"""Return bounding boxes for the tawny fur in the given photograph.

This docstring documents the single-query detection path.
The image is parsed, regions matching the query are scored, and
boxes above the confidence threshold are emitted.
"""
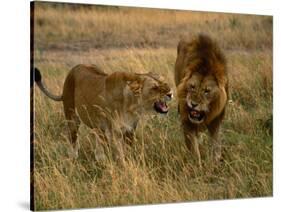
[175,34,228,167]
[35,64,172,164]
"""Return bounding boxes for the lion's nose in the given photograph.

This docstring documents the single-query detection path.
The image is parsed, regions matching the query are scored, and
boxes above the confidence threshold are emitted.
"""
[191,101,198,108]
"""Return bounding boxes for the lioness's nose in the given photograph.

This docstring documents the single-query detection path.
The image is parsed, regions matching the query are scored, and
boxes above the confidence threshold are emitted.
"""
[167,92,173,98]
[165,92,173,101]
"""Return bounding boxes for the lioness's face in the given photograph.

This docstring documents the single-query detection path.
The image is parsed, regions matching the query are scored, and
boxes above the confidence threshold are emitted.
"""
[141,74,172,114]
[185,72,220,124]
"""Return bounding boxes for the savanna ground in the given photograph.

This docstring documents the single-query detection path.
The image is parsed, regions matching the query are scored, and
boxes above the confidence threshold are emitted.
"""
[32,2,273,210]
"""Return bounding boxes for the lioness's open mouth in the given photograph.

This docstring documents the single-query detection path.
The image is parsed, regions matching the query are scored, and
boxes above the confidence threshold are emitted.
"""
[188,107,205,123]
[154,100,169,114]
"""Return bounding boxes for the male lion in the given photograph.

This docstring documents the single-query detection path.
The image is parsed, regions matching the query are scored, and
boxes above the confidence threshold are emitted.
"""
[175,34,228,167]
[35,64,172,163]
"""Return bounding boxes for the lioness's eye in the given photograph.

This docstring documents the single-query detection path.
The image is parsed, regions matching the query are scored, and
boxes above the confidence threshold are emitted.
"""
[152,86,159,90]
[204,89,210,95]
[190,85,195,91]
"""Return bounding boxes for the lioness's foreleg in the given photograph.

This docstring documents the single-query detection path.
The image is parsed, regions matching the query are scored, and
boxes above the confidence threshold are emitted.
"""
[89,131,107,164]
[112,130,126,166]
[123,131,135,146]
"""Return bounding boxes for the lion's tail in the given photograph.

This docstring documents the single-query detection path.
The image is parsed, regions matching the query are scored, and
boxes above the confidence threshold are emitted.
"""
[34,68,63,101]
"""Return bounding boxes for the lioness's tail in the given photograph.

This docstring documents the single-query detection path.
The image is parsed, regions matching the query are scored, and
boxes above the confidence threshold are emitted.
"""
[34,68,63,101]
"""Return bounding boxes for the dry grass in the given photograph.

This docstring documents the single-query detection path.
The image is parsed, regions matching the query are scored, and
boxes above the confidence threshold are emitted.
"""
[32,2,273,210]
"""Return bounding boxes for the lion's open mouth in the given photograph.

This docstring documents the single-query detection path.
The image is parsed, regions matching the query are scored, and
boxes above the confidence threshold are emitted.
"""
[154,100,169,114]
[188,108,205,123]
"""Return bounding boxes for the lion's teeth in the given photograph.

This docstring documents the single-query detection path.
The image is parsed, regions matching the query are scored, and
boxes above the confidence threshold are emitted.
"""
[190,110,201,118]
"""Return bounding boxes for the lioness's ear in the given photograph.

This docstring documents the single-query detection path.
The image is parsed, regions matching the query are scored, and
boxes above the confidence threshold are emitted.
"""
[126,80,143,96]
[147,72,165,82]
[180,71,192,84]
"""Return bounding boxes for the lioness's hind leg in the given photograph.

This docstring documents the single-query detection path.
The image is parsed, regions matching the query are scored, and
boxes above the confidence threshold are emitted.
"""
[63,75,81,158]
[65,114,80,158]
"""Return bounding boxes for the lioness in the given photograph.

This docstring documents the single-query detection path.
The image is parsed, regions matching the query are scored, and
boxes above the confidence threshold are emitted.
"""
[175,34,228,167]
[35,64,172,163]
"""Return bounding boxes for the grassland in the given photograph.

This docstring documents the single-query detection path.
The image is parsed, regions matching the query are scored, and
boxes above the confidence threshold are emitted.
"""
[32,2,273,210]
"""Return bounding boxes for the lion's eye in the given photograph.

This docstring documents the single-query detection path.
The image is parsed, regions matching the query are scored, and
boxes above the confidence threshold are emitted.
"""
[190,85,195,91]
[204,89,210,95]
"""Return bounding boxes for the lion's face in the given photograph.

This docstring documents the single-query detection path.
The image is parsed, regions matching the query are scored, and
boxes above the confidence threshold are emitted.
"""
[181,72,221,124]
[140,73,172,114]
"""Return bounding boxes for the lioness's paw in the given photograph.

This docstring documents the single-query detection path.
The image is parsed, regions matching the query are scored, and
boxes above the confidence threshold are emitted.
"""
[68,143,80,159]
[68,148,79,159]
[94,149,107,163]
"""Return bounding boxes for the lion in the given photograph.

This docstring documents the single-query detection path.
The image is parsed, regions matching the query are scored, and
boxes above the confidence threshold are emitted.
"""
[175,34,228,167]
[35,64,172,163]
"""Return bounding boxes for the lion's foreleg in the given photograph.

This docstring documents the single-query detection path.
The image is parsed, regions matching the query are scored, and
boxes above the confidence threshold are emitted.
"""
[208,118,223,164]
[209,130,222,164]
[183,126,202,168]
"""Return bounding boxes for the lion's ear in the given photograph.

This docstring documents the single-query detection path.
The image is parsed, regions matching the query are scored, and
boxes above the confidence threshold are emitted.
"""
[217,77,227,88]
[126,80,142,96]
[215,70,228,88]
[177,39,188,55]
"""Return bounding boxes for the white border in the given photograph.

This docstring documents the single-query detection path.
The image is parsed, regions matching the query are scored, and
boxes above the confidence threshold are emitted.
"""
[0,0,279,211]
[36,0,275,15]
